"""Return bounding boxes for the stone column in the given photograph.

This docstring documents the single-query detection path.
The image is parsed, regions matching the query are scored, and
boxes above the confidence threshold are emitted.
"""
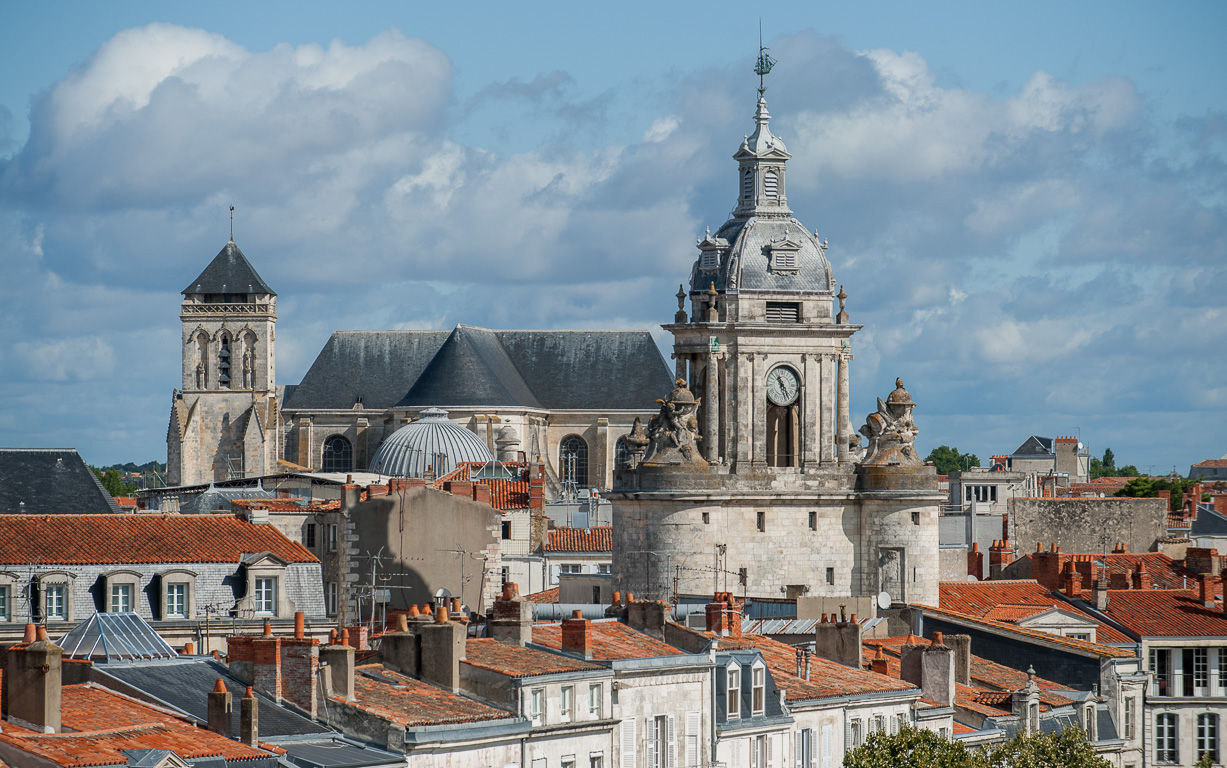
[673,353,685,383]
[837,353,851,463]
[705,352,720,463]
[802,353,819,467]
[735,353,754,466]
[752,354,767,466]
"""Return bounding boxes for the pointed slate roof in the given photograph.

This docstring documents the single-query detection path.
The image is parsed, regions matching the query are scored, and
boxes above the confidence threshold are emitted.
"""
[282,331,450,410]
[399,326,542,408]
[182,240,276,296]
[1011,435,1054,457]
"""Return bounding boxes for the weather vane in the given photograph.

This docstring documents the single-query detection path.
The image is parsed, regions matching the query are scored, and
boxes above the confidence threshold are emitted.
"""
[754,20,775,94]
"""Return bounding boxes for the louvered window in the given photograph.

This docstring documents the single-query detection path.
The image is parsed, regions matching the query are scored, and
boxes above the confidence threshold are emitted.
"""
[764,170,779,198]
[742,170,753,199]
[766,302,799,323]
[700,250,720,271]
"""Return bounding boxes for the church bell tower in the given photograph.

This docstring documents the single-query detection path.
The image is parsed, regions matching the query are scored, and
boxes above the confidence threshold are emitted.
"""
[167,238,279,486]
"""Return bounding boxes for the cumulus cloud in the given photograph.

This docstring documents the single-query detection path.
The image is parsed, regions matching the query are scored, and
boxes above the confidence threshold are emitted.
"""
[0,25,1222,470]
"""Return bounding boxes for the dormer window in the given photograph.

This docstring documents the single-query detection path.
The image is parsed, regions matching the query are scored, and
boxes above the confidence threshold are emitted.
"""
[700,249,721,273]
[767,240,800,275]
[752,665,765,714]
[764,170,779,198]
[726,665,741,717]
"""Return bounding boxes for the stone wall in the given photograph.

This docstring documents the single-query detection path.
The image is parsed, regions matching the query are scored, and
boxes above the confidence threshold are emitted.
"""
[1008,497,1166,555]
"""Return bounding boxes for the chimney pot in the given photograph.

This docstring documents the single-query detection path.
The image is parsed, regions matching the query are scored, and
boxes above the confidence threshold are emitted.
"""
[294,611,305,639]
[435,605,449,624]
[184,642,195,655]
[22,623,35,644]
[329,629,338,644]
[340,628,350,647]
[36,626,48,642]
[213,678,227,694]
[263,620,272,637]
[396,614,410,633]
[408,604,420,617]
[626,592,634,603]
[612,590,621,606]
[933,631,944,646]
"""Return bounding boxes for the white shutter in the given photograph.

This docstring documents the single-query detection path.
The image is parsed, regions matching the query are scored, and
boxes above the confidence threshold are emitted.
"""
[750,736,758,768]
[646,718,656,768]
[809,728,819,768]
[621,718,637,768]
[767,734,774,767]
[667,715,676,768]
[795,731,802,768]
[685,711,700,768]
[821,724,833,768]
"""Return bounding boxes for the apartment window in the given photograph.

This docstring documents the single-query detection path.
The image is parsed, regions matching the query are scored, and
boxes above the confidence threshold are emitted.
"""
[826,567,835,586]
[965,485,998,503]
[530,688,543,725]
[598,564,611,574]
[110,583,133,613]
[849,719,863,748]
[327,524,338,552]
[1220,648,1227,690]
[45,583,67,621]
[166,583,188,619]
[649,715,670,768]
[751,666,765,714]
[501,567,510,586]
[895,713,907,733]
[1185,648,1198,696]
[1199,714,1219,763]
[304,523,317,548]
[727,666,740,717]
[589,756,602,768]
[562,758,575,768]
[1124,697,1136,740]
[1156,713,1178,763]
[254,577,276,615]
[1151,648,1172,696]
[0,585,8,621]
[808,511,817,530]
[756,511,765,532]
[702,512,710,525]
[874,714,886,734]
[1195,648,1210,691]
[561,686,574,722]
[588,683,602,717]
[501,520,512,540]
[326,582,338,616]
[1068,632,1090,641]
[751,735,766,768]
[798,728,813,768]
[1082,705,1095,738]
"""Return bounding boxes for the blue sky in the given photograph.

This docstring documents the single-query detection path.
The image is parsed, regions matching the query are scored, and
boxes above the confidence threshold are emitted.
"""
[1,1,1224,474]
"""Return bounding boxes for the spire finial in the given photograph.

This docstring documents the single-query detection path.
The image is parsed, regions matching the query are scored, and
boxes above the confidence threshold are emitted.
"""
[229,205,235,243]
[754,20,775,96]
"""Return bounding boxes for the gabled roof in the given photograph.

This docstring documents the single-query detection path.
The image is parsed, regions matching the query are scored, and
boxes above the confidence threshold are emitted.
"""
[0,514,317,565]
[182,240,275,296]
[434,462,530,510]
[347,664,513,727]
[917,604,1136,658]
[463,638,604,678]
[546,527,612,553]
[0,448,120,515]
[717,633,916,702]
[400,326,542,408]
[939,580,1132,643]
[1098,589,1227,637]
[1011,435,1054,457]
[531,619,685,661]
[525,587,559,604]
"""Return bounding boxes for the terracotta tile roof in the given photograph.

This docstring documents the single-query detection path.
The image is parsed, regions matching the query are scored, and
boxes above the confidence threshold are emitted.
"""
[718,633,916,701]
[546,527,612,553]
[952,721,976,735]
[464,638,604,678]
[347,664,513,727]
[939,581,1133,644]
[526,587,559,604]
[1194,460,1227,468]
[531,620,685,661]
[232,497,339,512]
[0,514,317,565]
[435,462,531,510]
[916,604,1136,658]
[0,683,270,766]
[1100,589,1227,637]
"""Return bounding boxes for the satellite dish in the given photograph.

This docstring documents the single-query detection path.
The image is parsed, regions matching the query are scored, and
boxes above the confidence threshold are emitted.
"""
[876,591,892,610]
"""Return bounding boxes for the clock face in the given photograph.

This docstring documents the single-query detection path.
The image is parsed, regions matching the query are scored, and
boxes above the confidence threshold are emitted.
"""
[766,367,800,406]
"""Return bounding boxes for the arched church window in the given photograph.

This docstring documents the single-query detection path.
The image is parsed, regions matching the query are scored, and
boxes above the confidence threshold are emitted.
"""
[764,170,779,198]
[559,435,588,489]
[321,436,353,473]
[218,335,232,389]
[614,437,629,469]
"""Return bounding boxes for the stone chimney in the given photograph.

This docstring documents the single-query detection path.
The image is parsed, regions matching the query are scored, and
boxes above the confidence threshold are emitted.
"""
[418,605,466,693]
[240,686,258,746]
[207,678,232,736]
[490,582,533,646]
[381,613,421,678]
[9,633,63,733]
[705,592,743,637]
[947,634,972,686]
[899,634,954,708]
[340,482,361,512]
[968,543,984,581]
[812,608,862,668]
[320,638,357,702]
[562,610,594,659]
[1092,577,1109,610]
[627,599,668,641]
[794,647,812,680]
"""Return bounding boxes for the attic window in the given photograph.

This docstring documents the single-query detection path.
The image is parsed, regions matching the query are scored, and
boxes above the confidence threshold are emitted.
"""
[764,170,779,198]
[700,250,720,272]
[766,302,799,323]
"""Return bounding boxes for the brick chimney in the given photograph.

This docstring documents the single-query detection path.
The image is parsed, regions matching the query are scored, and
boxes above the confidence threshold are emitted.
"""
[989,538,1014,579]
[562,610,594,659]
[473,483,492,506]
[705,592,743,637]
[207,678,232,736]
[418,605,466,692]
[968,543,984,581]
[869,645,889,675]
[9,633,62,733]
[279,612,320,718]
[1200,573,1217,608]
[1063,561,1083,598]
[529,461,545,511]
[1109,571,1130,590]
[1187,548,1219,575]
[240,686,258,747]
[627,599,669,640]
[1031,547,1062,590]
[490,582,533,646]
[813,608,862,668]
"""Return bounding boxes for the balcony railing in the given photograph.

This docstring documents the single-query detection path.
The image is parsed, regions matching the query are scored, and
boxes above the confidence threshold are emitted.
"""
[181,303,272,315]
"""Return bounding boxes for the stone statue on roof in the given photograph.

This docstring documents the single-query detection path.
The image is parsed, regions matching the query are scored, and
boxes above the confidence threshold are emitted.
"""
[858,378,921,467]
[641,379,707,467]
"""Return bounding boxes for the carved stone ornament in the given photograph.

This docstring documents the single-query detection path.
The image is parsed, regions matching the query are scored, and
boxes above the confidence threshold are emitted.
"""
[641,379,708,467]
[858,377,921,467]
[620,417,650,469]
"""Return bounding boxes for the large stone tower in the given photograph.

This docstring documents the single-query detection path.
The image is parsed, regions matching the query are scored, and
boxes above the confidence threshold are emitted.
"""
[609,86,941,606]
[167,239,280,486]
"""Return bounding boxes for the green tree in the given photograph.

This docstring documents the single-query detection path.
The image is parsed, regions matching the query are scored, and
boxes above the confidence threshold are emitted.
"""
[925,446,981,475]
[1101,448,1114,470]
[843,726,978,768]
[1115,475,1195,511]
[90,466,136,498]
[979,728,1110,768]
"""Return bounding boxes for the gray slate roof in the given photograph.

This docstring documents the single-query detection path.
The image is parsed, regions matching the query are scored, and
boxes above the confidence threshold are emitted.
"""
[285,325,672,412]
[1011,435,1054,457]
[183,240,276,296]
[690,217,833,296]
[1191,506,1227,538]
[0,448,120,514]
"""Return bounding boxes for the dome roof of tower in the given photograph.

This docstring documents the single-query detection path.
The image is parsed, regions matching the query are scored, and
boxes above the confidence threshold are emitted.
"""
[689,217,832,295]
[183,240,276,296]
[369,408,493,479]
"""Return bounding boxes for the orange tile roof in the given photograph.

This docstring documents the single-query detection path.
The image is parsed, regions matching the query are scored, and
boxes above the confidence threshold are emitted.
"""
[1194,460,1227,468]
[232,497,340,512]
[464,638,604,678]
[546,527,612,553]
[531,620,685,661]
[718,633,916,701]
[0,514,317,565]
[347,664,513,726]
[939,581,1133,644]
[526,587,559,604]
[1100,589,1227,637]
[916,604,1136,658]
[435,462,531,510]
[0,684,270,766]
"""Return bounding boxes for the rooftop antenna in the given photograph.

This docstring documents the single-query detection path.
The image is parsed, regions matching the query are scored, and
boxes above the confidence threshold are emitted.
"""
[754,20,776,95]
[229,205,235,242]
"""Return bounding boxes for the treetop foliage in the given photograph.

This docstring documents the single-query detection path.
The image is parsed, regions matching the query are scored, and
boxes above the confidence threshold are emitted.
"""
[925,445,980,475]
[844,726,1110,768]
